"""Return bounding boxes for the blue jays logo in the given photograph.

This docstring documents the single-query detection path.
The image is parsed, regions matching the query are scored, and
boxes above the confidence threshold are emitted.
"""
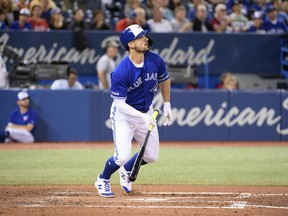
[150,84,158,92]
[23,115,29,121]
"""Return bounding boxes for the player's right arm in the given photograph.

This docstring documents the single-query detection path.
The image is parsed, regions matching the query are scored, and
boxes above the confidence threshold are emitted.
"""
[6,123,34,132]
[110,59,156,127]
[6,110,37,132]
[113,99,155,127]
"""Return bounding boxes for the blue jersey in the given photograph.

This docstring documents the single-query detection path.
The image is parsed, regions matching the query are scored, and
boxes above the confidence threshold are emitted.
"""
[110,51,169,112]
[264,19,288,33]
[247,24,266,33]
[0,21,6,30]
[10,21,32,30]
[9,108,37,134]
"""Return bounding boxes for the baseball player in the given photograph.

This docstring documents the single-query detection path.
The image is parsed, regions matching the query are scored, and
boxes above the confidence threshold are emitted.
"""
[1,91,37,143]
[95,24,173,198]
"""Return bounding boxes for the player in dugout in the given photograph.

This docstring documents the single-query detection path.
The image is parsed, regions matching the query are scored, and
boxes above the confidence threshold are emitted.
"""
[95,24,173,198]
[0,91,37,143]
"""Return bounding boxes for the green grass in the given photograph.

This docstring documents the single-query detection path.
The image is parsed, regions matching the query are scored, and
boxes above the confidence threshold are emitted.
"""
[0,146,287,186]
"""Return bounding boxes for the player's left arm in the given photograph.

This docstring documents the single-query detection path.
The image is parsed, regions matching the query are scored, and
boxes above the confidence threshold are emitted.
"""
[159,78,172,126]
[159,78,170,103]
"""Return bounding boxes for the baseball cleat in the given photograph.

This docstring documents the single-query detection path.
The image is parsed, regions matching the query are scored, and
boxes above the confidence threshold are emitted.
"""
[95,174,115,198]
[119,166,132,193]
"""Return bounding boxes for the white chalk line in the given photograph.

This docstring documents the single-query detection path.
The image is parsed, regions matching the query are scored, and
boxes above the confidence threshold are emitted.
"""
[142,192,237,195]
[21,204,247,209]
[128,198,243,204]
[51,191,288,197]
[245,205,288,210]
[21,203,288,210]
[142,192,288,197]
[51,192,94,196]
[18,191,288,210]
[252,193,288,196]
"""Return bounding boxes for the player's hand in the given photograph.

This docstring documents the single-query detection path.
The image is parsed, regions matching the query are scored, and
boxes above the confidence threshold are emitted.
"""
[163,102,172,126]
[140,113,157,128]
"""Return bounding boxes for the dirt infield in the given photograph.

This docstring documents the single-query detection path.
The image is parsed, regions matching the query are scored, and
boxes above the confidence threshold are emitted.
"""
[1,185,288,216]
[0,142,288,216]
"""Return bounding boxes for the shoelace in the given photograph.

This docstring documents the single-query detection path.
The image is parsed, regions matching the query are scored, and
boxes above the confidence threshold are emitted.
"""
[103,180,111,192]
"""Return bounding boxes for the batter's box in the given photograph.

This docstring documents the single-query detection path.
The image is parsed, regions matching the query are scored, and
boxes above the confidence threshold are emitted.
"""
[127,194,248,209]
[127,197,247,208]
[141,191,250,199]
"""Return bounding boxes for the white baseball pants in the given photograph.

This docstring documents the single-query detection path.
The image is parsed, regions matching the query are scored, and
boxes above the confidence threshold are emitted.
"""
[5,128,34,143]
[110,104,159,167]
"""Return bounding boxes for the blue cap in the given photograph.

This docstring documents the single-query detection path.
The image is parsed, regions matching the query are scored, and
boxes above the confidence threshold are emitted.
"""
[120,24,150,51]
[265,4,276,13]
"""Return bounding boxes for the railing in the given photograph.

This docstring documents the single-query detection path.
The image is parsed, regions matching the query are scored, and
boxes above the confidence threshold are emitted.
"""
[0,89,287,141]
[281,36,288,79]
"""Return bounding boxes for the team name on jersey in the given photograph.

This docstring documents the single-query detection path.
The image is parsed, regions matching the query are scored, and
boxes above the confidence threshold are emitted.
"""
[127,77,143,92]
[144,73,157,81]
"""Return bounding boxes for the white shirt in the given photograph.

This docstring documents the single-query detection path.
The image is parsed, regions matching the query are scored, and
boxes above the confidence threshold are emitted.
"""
[147,19,173,33]
[96,54,115,90]
[229,13,249,32]
[50,79,84,90]
[0,56,9,88]
[171,18,191,32]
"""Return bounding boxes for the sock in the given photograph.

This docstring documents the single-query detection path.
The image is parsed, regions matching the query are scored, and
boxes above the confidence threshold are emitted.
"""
[100,156,120,180]
[124,152,148,172]
[0,131,9,143]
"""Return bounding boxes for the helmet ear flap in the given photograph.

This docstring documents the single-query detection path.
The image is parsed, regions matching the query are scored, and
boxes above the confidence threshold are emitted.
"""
[147,36,154,47]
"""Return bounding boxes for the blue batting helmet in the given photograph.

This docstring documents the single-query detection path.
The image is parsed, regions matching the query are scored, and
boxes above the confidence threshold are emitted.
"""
[120,24,150,51]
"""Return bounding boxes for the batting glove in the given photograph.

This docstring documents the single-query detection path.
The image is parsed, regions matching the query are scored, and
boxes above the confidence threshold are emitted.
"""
[163,102,172,126]
[140,113,157,128]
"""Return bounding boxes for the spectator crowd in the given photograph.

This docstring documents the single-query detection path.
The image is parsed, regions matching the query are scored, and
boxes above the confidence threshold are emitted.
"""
[0,0,287,33]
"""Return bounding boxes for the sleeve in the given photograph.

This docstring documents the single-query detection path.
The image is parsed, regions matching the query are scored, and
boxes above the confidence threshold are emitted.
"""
[113,98,143,117]
[110,66,129,99]
[8,111,15,124]
[76,81,84,89]
[282,22,288,32]
[10,22,16,29]
[27,110,37,126]
[50,80,61,89]
[157,56,170,83]
[27,22,33,30]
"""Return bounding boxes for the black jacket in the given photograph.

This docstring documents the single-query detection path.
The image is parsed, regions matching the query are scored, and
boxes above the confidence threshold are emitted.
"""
[192,17,214,32]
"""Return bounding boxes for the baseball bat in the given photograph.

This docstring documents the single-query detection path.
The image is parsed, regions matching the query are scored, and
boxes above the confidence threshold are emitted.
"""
[129,109,159,182]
